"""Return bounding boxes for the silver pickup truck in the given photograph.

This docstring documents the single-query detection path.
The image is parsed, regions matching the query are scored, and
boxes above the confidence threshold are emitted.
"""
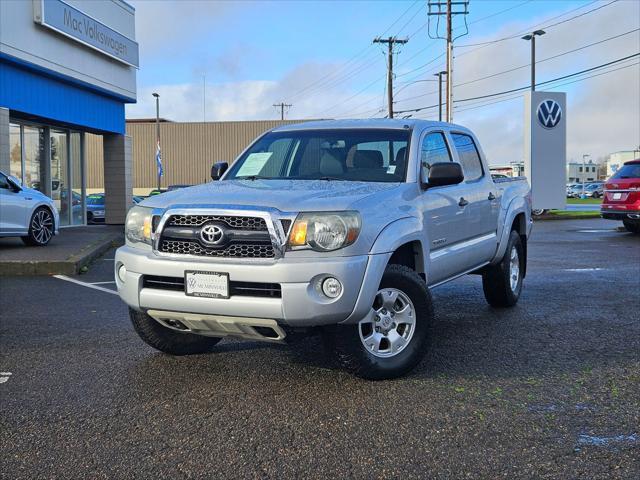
[116,119,532,379]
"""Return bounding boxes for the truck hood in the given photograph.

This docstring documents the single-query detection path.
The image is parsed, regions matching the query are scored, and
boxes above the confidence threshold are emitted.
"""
[140,180,403,212]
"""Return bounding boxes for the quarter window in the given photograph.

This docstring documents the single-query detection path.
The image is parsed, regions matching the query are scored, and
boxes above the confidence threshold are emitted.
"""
[421,132,452,174]
[451,133,484,182]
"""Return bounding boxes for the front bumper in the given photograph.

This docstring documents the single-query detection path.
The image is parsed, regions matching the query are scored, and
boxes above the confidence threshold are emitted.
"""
[115,245,391,327]
[600,209,640,222]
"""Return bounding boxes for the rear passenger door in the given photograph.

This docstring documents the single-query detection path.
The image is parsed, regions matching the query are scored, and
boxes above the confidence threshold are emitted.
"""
[420,131,473,285]
[449,132,498,264]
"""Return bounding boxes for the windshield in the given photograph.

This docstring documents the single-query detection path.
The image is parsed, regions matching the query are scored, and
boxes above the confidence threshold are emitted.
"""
[225,129,411,183]
[612,163,640,179]
[87,195,104,205]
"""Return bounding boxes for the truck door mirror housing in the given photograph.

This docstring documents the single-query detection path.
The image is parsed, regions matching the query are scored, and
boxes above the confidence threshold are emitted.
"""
[211,162,229,181]
[424,162,464,188]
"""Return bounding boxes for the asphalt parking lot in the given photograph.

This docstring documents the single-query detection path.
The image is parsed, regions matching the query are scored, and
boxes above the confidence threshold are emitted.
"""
[1,218,638,479]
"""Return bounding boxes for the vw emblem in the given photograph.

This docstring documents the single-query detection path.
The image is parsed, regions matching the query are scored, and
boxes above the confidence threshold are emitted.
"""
[200,224,225,246]
[537,99,562,129]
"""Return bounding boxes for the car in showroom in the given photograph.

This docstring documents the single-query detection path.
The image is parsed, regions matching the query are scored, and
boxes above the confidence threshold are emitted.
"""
[115,119,532,380]
[87,193,144,224]
[0,170,59,246]
[601,159,640,233]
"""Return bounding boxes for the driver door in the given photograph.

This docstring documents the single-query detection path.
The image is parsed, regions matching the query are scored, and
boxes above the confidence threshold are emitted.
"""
[419,131,472,285]
[0,173,27,234]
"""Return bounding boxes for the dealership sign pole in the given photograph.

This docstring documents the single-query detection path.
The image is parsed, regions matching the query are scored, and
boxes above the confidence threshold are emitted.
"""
[524,91,567,211]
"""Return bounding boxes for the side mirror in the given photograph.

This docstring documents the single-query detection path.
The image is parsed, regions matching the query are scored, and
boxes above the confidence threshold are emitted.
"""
[424,162,464,188]
[7,175,22,192]
[211,162,229,181]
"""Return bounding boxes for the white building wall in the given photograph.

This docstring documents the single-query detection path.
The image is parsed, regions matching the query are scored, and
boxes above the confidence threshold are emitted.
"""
[566,162,598,183]
[0,0,136,99]
[606,151,637,178]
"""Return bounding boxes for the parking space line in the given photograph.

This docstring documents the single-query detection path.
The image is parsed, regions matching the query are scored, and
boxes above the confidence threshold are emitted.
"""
[90,281,116,285]
[53,275,118,295]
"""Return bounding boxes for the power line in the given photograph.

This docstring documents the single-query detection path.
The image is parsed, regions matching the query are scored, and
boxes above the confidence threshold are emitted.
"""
[394,53,639,114]
[373,36,409,118]
[273,102,292,120]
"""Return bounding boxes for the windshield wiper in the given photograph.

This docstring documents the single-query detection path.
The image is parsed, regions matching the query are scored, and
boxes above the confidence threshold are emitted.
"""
[318,176,345,181]
[235,175,273,180]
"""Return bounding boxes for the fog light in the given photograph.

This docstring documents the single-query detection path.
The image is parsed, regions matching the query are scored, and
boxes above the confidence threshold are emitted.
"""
[321,277,342,298]
[117,264,127,283]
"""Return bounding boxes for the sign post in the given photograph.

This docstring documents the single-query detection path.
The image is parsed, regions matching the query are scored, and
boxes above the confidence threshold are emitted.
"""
[524,91,566,211]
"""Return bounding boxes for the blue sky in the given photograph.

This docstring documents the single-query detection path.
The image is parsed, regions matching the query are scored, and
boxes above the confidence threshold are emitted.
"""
[127,0,640,163]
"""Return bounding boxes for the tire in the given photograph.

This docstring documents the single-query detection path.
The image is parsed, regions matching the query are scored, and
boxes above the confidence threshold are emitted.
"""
[482,230,524,308]
[324,264,433,380]
[87,211,94,224]
[623,221,640,234]
[21,207,54,246]
[129,308,221,355]
[531,208,546,216]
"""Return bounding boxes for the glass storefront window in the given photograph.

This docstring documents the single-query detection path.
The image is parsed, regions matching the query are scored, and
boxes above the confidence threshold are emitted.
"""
[51,130,70,226]
[9,124,21,181]
[23,126,46,192]
[70,132,84,225]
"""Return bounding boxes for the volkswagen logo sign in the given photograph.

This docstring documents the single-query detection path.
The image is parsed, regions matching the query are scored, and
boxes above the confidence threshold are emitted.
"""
[537,99,562,129]
[200,223,225,246]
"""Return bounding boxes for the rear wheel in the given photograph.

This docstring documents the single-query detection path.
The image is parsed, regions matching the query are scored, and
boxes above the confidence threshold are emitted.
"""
[532,209,546,216]
[21,207,54,246]
[482,230,524,308]
[623,220,640,234]
[129,308,221,355]
[324,264,433,380]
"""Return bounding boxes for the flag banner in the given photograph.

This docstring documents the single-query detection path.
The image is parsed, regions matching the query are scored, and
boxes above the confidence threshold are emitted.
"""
[156,140,163,177]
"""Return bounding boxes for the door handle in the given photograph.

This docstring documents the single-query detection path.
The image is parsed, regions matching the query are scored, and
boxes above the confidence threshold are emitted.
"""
[458,197,469,207]
[488,192,496,201]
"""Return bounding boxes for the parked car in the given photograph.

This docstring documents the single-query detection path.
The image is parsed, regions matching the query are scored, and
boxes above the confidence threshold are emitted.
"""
[601,159,640,233]
[86,193,106,224]
[115,120,532,380]
[583,183,604,198]
[0,170,59,246]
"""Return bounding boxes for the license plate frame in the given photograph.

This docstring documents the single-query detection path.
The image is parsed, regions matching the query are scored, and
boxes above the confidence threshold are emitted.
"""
[184,271,230,299]
[613,192,622,200]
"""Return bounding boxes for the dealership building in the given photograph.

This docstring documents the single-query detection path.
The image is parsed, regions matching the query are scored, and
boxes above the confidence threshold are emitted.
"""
[0,0,137,225]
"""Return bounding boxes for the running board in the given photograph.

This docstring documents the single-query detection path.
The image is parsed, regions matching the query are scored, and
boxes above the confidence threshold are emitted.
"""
[146,310,286,342]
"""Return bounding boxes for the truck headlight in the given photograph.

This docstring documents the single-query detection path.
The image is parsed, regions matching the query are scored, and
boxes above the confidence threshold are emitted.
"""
[288,211,361,251]
[125,206,153,247]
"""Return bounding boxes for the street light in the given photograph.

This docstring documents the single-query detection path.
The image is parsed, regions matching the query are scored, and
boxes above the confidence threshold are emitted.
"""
[152,93,161,191]
[433,71,447,122]
[521,30,545,91]
[582,154,590,198]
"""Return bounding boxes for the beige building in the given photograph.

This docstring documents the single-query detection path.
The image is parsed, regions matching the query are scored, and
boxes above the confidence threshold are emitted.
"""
[605,151,639,178]
[86,119,308,195]
[566,160,598,183]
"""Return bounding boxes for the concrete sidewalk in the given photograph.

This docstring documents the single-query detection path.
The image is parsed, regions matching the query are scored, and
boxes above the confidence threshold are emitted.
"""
[0,225,123,276]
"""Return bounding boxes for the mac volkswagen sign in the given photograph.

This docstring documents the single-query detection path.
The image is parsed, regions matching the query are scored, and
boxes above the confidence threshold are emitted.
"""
[537,99,563,129]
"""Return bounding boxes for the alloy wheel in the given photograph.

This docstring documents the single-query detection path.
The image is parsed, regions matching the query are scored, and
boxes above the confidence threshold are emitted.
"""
[32,210,53,245]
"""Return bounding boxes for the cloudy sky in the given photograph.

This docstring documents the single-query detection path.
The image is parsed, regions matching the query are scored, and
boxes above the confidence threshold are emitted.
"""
[126,0,640,165]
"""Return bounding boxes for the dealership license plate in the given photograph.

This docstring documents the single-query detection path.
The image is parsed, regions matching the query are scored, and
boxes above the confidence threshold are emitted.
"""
[184,271,229,298]
[613,193,622,200]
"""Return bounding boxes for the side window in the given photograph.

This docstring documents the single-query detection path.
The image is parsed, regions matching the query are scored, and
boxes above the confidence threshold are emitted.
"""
[421,132,452,174]
[451,133,484,182]
[0,173,10,190]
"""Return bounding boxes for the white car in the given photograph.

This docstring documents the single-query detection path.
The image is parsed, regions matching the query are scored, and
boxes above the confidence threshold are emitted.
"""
[0,170,59,246]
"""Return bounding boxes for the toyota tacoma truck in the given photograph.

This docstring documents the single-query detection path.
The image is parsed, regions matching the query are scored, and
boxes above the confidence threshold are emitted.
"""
[116,120,532,379]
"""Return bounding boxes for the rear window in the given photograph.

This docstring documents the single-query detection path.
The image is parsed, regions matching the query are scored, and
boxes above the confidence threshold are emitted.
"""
[612,163,640,179]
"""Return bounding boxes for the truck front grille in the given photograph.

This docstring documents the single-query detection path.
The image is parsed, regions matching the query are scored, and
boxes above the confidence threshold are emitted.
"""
[158,214,275,259]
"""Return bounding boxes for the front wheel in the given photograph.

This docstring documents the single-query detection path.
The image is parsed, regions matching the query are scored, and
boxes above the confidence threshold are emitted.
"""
[21,207,54,246]
[623,220,640,234]
[482,230,525,308]
[324,264,433,380]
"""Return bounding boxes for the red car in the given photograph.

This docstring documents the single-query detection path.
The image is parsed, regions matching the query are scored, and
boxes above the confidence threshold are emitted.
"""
[601,159,640,233]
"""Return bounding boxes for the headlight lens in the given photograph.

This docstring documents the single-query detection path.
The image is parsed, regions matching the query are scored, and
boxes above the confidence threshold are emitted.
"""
[288,211,361,251]
[125,206,153,247]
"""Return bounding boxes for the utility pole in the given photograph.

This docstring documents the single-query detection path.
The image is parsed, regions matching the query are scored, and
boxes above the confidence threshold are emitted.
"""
[203,74,206,122]
[522,30,546,91]
[273,102,292,120]
[427,0,469,123]
[434,71,447,122]
[582,154,590,197]
[373,36,408,119]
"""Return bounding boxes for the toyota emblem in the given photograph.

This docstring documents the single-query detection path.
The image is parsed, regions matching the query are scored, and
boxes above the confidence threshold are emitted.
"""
[200,224,225,245]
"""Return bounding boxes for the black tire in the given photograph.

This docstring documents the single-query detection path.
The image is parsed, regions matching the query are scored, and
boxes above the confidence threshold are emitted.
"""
[531,209,546,216]
[21,207,54,246]
[482,230,524,308]
[87,211,94,224]
[324,264,433,380]
[623,221,640,234]
[129,308,221,355]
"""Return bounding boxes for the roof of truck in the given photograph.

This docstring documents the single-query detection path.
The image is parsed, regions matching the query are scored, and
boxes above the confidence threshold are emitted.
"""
[271,118,465,132]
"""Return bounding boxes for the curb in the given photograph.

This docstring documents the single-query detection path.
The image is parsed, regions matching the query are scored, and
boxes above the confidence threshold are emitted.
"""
[534,213,601,221]
[0,234,123,276]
